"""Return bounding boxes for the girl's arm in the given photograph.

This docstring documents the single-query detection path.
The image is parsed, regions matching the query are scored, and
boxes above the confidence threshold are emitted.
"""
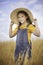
[33,19,40,37]
[9,21,18,38]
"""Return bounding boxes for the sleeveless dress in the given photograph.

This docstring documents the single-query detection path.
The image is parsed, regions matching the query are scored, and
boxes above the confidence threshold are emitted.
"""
[14,24,32,64]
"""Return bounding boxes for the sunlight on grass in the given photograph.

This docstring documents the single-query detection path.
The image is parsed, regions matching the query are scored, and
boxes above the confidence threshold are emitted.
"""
[0,39,43,65]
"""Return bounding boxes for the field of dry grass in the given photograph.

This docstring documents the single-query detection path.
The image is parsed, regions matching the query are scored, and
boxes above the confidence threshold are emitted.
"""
[0,39,43,65]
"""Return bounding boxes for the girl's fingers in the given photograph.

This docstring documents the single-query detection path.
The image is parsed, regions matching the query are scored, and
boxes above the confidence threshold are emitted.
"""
[34,19,37,21]
[10,21,14,26]
[33,19,38,25]
[11,21,14,23]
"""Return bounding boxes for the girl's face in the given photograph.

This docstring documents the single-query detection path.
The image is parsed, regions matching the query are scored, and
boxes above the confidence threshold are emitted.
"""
[17,13,27,24]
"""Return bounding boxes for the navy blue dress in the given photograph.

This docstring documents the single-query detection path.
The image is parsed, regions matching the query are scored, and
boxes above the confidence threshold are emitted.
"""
[14,26,32,63]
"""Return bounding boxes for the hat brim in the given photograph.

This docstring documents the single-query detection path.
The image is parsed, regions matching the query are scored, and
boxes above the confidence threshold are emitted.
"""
[10,8,34,25]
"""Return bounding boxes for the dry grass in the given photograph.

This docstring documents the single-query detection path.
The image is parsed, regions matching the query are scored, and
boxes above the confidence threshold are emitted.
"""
[0,39,43,65]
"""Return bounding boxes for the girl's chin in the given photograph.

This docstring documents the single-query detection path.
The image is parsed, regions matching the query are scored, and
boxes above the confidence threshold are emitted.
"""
[20,21,24,24]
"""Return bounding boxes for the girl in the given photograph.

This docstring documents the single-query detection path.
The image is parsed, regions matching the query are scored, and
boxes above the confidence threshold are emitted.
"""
[9,8,40,65]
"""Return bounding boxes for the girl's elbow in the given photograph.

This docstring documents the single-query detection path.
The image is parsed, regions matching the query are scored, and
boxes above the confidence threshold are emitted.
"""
[37,29,40,37]
[37,33,40,37]
[9,34,13,38]
[9,35,12,38]
[37,32,40,37]
[33,31,40,37]
[34,33,40,37]
[36,31,40,37]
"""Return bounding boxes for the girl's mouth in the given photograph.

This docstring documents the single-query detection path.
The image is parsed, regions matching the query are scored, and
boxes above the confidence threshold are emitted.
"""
[20,21,24,23]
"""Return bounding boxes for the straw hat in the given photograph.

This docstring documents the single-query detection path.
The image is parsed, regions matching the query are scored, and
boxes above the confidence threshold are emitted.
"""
[10,8,34,25]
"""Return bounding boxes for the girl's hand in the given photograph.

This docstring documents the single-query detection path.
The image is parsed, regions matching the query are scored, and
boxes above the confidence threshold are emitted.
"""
[10,21,14,26]
[33,19,38,25]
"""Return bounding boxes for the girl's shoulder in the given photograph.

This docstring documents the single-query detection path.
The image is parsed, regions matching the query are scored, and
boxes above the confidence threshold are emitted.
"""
[27,24,36,32]
[27,24,35,28]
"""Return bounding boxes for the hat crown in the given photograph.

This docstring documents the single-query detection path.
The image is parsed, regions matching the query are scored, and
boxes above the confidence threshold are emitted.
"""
[10,8,34,25]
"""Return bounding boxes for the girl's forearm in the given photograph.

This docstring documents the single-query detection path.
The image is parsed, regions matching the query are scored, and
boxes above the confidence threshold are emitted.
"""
[9,24,13,38]
[34,28,40,37]
[9,24,19,38]
[33,21,40,37]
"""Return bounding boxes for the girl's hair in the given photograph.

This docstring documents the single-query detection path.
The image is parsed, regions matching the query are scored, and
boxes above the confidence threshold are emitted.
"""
[17,10,32,26]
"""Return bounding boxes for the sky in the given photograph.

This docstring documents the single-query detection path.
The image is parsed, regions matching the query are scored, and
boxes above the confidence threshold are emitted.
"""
[0,0,43,41]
